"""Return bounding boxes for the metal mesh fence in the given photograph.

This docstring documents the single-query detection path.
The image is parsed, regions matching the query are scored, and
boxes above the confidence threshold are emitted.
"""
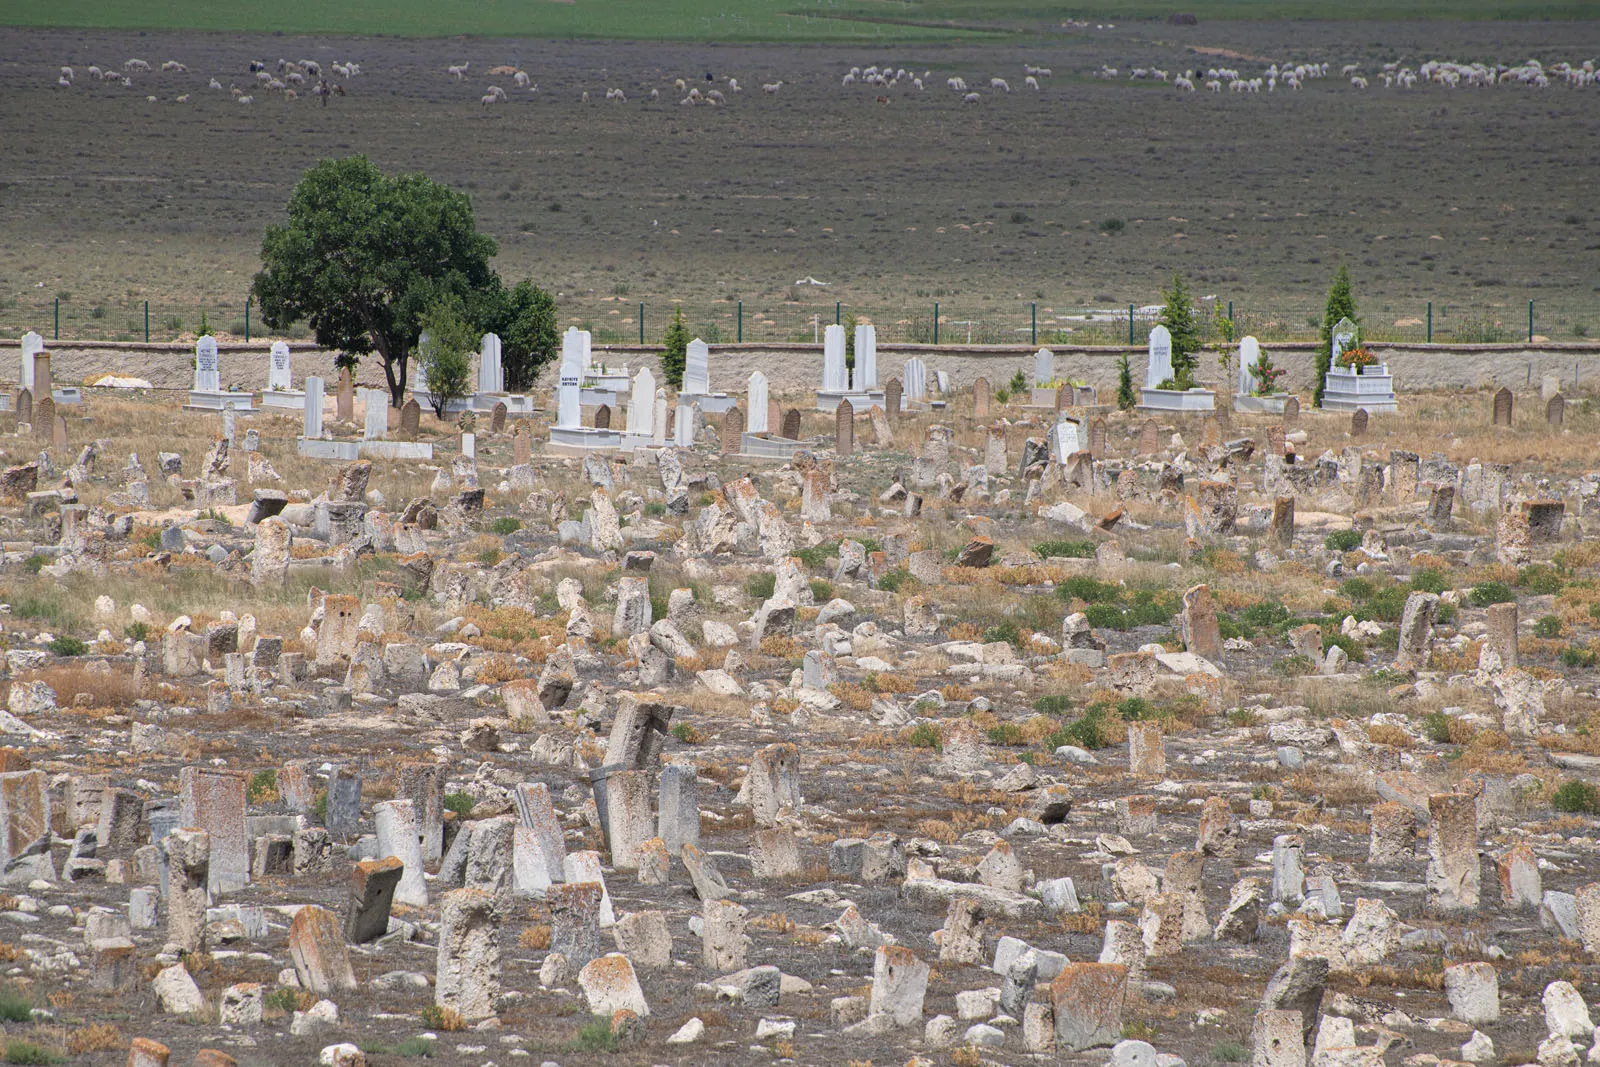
[1,292,1591,347]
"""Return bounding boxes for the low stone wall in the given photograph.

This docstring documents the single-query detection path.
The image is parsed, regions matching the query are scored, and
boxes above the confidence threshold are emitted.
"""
[5,337,1599,398]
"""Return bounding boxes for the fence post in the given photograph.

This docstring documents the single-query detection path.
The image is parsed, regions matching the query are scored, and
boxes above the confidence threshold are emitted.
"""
[639,303,644,345]
[1031,302,1037,345]
[737,300,742,343]
[54,298,59,341]
[144,301,150,343]
[933,302,939,345]
[1128,304,1135,346]
[1529,300,1534,343]
[1227,299,1233,325]
[1426,301,1432,343]
[835,301,841,325]
[244,298,250,342]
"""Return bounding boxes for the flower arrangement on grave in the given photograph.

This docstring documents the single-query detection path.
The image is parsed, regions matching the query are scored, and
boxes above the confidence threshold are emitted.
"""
[1250,350,1287,396]
[1337,346,1377,371]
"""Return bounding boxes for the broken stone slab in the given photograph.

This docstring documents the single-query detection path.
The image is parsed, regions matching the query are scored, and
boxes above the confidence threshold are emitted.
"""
[902,876,1044,921]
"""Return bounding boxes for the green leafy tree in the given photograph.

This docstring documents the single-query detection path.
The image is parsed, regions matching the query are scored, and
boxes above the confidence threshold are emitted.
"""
[1116,350,1137,410]
[415,300,475,418]
[660,306,690,389]
[1157,273,1202,389]
[488,279,560,391]
[1316,265,1358,408]
[252,155,499,407]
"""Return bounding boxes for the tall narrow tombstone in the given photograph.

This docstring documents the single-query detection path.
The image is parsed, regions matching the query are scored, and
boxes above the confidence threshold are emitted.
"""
[1145,326,1174,388]
[18,332,42,393]
[903,359,927,401]
[33,353,52,406]
[194,336,221,393]
[303,377,324,439]
[399,398,421,440]
[782,408,802,441]
[1049,419,1080,463]
[747,371,769,433]
[836,399,855,455]
[478,333,504,395]
[52,415,67,452]
[884,377,903,418]
[513,426,531,465]
[652,389,668,447]
[1034,348,1055,386]
[1331,317,1358,364]
[721,407,743,456]
[593,404,611,430]
[1089,417,1108,460]
[361,389,388,441]
[973,377,991,419]
[853,324,877,391]
[1548,394,1565,429]
[1138,420,1159,455]
[626,367,656,437]
[1237,336,1261,396]
[684,339,711,395]
[820,326,848,393]
[336,369,354,422]
[1492,388,1513,428]
[556,330,583,429]
[1267,424,1286,458]
[14,388,31,427]
[767,398,781,437]
[268,342,292,392]
[490,401,507,433]
[1351,408,1369,438]
[179,767,248,894]
[1282,396,1299,425]
[34,396,55,441]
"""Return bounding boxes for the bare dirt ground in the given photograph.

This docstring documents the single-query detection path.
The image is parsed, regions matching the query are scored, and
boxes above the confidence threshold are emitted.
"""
[1,24,1599,346]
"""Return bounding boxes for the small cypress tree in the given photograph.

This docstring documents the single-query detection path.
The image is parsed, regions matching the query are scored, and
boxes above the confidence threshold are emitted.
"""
[1158,273,1202,389]
[1116,351,1137,410]
[1316,265,1358,408]
[660,306,690,389]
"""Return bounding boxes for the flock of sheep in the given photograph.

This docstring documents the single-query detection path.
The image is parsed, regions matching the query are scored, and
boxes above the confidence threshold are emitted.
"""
[1098,56,1598,94]
[50,55,360,104]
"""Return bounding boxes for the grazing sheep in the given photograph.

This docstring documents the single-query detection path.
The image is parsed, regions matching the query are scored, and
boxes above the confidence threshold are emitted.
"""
[762,81,782,93]
[1035,67,1051,77]
[991,77,1010,92]
[704,89,722,103]
[1341,63,1359,76]
[680,95,695,105]
[237,94,253,104]
[266,78,285,90]
[963,91,980,103]
[1024,75,1039,90]
[145,94,155,102]
[674,78,686,91]
[60,66,73,80]
[209,77,223,90]
[177,93,190,102]
[912,77,923,90]
[88,65,103,79]
[514,71,530,88]
[256,71,271,83]
[57,75,71,87]
[487,85,507,101]
[649,87,659,100]
[1175,76,1195,91]
[124,58,150,72]
[1350,75,1368,88]
[728,78,739,91]
[302,60,320,77]
[161,60,187,72]
[875,95,889,104]
[283,89,296,99]
[287,71,304,85]
[481,93,498,105]
[841,73,856,85]
[447,63,469,79]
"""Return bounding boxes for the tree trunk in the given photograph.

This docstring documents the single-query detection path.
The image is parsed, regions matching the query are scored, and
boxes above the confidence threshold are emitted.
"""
[384,351,408,408]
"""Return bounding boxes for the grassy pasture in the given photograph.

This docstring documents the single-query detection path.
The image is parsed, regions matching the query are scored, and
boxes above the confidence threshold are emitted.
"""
[0,0,1593,39]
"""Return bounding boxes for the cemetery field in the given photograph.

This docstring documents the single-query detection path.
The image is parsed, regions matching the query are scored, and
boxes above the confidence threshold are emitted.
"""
[3,22,1600,347]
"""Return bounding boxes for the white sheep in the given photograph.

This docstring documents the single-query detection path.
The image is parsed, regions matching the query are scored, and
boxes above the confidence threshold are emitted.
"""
[963,91,980,103]
[705,89,723,103]
[762,81,782,94]
[124,58,150,72]
[145,94,155,102]
[649,87,659,100]
[256,70,272,83]
[57,75,71,87]
[487,85,507,101]
[912,77,923,90]
[1024,75,1039,90]
[1350,75,1368,89]
[284,89,296,99]
[237,94,253,104]
[680,95,695,105]
[302,60,320,77]
[581,90,589,102]
[1034,67,1051,77]
[59,66,73,80]
[287,71,304,85]
[481,93,498,105]
[177,93,190,102]
[728,78,739,91]
[842,73,856,85]
[1175,76,1195,91]
[161,60,187,72]
[514,71,530,88]
[1341,63,1359,76]
[1205,79,1221,93]
[266,78,285,90]
[88,65,101,79]
[991,77,1010,92]
[447,63,469,79]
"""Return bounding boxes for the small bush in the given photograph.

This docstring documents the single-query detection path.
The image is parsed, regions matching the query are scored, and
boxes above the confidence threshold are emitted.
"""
[1084,603,1127,631]
[1240,601,1291,630]
[1324,529,1363,552]
[396,1037,435,1058]
[1534,615,1564,639]
[1340,577,1376,602]
[443,792,476,818]
[987,723,1027,746]
[1116,697,1152,721]
[3,1041,61,1066]
[876,569,911,593]
[809,579,834,602]
[47,636,87,657]
[1325,633,1366,663]
[124,622,150,642]
[904,722,943,750]
[0,988,32,1023]
[1552,779,1600,814]
[264,988,303,1014]
[1519,564,1567,595]
[1564,644,1600,668]
[744,573,777,600]
[1033,694,1074,715]
[1213,1042,1249,1064]
[1035,539,1096,559]
[419,1005,466,1032]
[1100,217,1125,234]
[1422,711,1454,745]
[1123,590,1181,627]
[21,556,44,574]
[488,517,522,536]
[1057,575,1121,604]
[1410,569,1450,595]
[246,769,278,804]
[1050,709,1115,750]
[1275,654,1314,677]
[669,722,702,744]
[568,1016,620,1054]
[1469,582,1515,607]
[982,622,1023,649]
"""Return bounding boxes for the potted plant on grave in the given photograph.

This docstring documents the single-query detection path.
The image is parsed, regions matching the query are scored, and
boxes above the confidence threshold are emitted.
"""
[1337,346,1377,374]
[1250,349,1286,395]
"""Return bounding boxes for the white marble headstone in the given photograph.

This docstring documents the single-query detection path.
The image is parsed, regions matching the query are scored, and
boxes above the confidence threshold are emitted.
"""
[822,325,848,392]
[478,333,504,394]
[1237,336,1260,395]
[674,403,697,448]
[557,330,584,429]
[652,389,668,447]
[852,325,877,391]
[461,432,476,459]
[936,370,950,395]
[1331,317,1358,365]
[1034,347,1055,386]
[19,332,43,393]
[626,367,656,435]
[684,339,711,395]
[361,388,388,440]
[303,376,324,438]
[903,358,927,401]
[269,341,292,391]
[747,371,769,433]
[1050,419,1081,463]
[1145,326,1173,389]
[194,336,220,393]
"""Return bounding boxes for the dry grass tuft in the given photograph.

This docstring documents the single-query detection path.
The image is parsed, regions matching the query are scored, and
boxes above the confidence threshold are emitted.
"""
[1366,724,1414,748]
[519,925,552,950]
[66,1024,125,1055]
